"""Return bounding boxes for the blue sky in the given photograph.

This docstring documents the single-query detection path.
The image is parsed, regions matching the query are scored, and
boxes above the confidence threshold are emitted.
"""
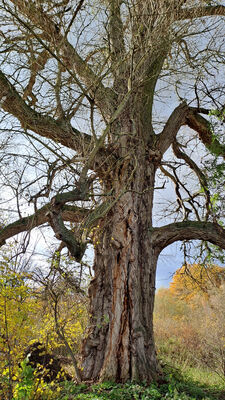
[156,242,183,289]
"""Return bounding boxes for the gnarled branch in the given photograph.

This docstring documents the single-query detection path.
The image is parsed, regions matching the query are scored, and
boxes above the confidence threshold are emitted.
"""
[186,108,225,159]
[48,210,86,262]
[177,5,225,21]
[152,221,225,251]
[0,205,88,246]
[157,103,225,159]
[8,0,116,120]
[0,70,91,152]
[156,102,189,155]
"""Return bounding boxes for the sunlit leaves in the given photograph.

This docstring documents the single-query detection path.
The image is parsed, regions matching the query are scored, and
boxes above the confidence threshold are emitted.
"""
[154,278,225,378]
[169,263,225,302]
[0,241,88,398]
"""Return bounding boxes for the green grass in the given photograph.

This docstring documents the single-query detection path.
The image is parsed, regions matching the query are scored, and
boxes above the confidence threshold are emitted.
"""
[11,350,225,400]
[178,365,224,389]
[57,367,225,400]
[157,353,224,390]
[155,338,225,391]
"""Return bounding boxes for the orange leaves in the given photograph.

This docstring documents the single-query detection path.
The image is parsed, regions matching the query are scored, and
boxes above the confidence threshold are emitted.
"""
[154,270,225,377]
[169,263,225,303]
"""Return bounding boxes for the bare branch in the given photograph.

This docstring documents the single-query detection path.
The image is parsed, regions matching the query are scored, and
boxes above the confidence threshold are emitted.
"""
[65,0,85,36]
[156,103,225,159]
[177,5,225,21]
[23,49,50,104]
[186,108,225,159]
[0,205,88,246]
[156,102,189,155]
[152,221,225,251]
[0,70,91,152]
[159,164,193,220]
[8,0,116,119]
[108,0,126,87]
[172,140,211,219]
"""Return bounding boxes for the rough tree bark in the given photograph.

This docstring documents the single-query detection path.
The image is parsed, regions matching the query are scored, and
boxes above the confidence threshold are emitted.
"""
[82,147,160,382]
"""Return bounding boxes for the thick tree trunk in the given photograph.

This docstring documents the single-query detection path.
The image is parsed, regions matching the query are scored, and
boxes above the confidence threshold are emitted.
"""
[82,152,161,382]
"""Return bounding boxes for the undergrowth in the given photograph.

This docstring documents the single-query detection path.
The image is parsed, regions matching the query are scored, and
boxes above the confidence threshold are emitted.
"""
[7,357,225,400]
[57,367,225,400]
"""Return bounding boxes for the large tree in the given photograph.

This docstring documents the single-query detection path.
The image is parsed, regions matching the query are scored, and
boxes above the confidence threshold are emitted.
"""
[0,0,225,383]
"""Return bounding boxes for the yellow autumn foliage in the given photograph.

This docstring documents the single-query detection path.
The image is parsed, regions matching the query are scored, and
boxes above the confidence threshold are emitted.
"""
[169,263,225,302]
[154,273,225,377]
[0,242,88,399]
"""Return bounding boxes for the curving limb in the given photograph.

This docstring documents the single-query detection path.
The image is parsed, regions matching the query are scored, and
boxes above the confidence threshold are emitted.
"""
[0,70,91,152]
[7,0,116,120]
[0,204,89,246]
[156,103,225,159]
[156,102,189,155]
[177,5,225,21]
[172,140,211,219]
[48,209,87,262]
[186,108,225,159]
[152,220,225,252]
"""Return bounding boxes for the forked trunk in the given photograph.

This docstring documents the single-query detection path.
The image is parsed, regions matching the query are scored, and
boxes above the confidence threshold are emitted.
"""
[82,155,161,382]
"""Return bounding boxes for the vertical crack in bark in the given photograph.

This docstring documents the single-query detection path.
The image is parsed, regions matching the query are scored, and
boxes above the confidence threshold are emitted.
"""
[116,253,132,382]
[127,260,132,381]
[116,258,123,381]
[82,164,158,382]
[125,213,133,380]
[119,210,134,381]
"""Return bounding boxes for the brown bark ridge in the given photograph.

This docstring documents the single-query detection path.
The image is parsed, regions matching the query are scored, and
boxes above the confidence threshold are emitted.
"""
[81,152,161,383]
[81,207,225,382]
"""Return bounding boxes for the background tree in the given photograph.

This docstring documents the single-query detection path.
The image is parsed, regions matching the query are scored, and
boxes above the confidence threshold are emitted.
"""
[0,0,225,383]
[154,280,225,379]
[0,242,36,400]
[169,263,225,301]
[0,240,88,397]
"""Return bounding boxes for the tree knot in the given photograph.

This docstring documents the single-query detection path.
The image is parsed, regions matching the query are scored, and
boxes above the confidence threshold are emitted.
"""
[147,149,162,165]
